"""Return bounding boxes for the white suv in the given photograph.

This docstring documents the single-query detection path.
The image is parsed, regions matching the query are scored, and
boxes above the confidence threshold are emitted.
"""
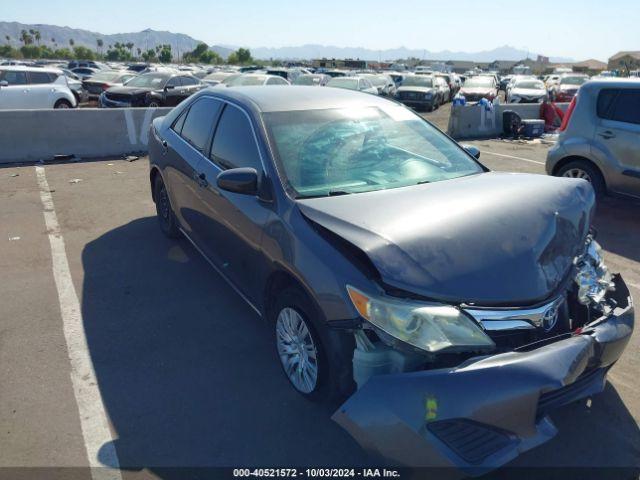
[0,66,77,109]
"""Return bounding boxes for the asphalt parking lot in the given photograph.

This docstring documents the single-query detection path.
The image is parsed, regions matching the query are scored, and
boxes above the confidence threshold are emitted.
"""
[1,108,639,479]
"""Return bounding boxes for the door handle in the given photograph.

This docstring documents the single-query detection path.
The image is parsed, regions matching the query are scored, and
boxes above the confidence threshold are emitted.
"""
[197,172,208,188]
[598,131,616,140]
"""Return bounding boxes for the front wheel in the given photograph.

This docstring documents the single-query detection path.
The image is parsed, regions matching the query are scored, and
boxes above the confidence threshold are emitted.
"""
[272,288,352,403]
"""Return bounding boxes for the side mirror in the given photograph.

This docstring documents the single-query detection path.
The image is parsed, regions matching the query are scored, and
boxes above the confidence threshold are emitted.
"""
[217,168,258,195]
[462,145,481,159]
[0,80,8,87]
[165,85,175,91]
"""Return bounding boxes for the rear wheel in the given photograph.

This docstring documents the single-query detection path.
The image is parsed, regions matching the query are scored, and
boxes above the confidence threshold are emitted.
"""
[54,99,72,109]
[556,160,606,197]
[153,174,181,238]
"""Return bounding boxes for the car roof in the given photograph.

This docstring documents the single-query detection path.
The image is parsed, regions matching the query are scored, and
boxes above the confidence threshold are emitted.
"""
[0,65,62,74]
[581,78,640,90]
[202,85,396,113]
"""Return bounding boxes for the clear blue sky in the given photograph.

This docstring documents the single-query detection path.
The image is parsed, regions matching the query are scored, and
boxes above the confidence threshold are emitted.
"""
[3,0,638,60]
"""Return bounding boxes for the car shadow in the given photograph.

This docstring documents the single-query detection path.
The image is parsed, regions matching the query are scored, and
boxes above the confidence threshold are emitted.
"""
[83,217,639,477]
[594,196,640,264]
[81,217,370,474]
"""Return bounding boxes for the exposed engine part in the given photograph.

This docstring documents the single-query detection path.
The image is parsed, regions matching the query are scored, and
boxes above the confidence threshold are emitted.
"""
[352,330,423,389]
[574,236,615,310]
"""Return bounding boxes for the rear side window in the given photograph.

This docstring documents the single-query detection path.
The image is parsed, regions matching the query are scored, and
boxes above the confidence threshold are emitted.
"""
[210,105,261,170]
[28,71,54,84]
[598,88,640,124]
[0,70,27,85]
[179,98,223,153]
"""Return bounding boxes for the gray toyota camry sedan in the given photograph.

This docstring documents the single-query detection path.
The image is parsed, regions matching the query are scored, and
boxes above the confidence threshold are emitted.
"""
[148,86,634,475]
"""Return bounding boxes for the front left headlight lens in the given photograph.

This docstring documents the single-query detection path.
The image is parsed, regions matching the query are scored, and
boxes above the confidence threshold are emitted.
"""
[347,286,495,353]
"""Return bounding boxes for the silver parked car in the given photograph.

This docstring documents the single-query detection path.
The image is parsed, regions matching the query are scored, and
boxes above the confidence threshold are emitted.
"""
[547,79,640,199]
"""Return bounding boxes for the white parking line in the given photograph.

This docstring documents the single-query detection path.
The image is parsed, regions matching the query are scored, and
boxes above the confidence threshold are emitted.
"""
[479,150,545,165]
[35,166,122,480]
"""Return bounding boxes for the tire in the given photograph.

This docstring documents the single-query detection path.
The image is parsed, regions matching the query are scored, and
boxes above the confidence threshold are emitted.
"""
[271,287,353,403]
[54,99,72,109]
[153,174,181,238]
[556,160,606,197]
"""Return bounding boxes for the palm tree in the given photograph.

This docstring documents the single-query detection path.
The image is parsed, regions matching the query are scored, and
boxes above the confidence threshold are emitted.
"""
[126,42,134,56]
[136,47,141,58]
[69,38,75,47]
[34,30,41,45]
[4,35,10,45]
[97,38,103,54]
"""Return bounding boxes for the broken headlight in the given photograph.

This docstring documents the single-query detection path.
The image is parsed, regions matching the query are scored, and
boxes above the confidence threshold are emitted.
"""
[574,237,614,307]
[346,286,495,353]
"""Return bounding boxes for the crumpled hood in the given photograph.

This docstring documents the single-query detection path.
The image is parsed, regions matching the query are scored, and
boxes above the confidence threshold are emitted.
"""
[298,172,594,306]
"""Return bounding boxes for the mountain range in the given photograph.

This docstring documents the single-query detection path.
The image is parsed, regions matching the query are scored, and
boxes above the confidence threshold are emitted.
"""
[0,21,573,63]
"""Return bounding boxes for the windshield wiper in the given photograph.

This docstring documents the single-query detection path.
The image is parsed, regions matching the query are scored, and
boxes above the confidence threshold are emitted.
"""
[416,180,431,185]
[327,190,352,196]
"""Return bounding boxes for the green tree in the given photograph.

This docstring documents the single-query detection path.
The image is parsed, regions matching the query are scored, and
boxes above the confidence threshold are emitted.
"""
[73,46,95,60]
[97,38,103,54]
[20,29,33,45]
[5,35,10,45]
[226,52,238,64]
[54,48,74,59]
[69,38,75,47]
[158,44,172,63]
[199,50,223,64]
[34,30,41,45]
[126,42,134,57]
[237,48,252,64]
[142,49,157,62]
[136,47,141,58]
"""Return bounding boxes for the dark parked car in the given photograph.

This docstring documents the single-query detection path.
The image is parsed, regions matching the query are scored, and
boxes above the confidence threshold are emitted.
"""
[395,74,442,110]
[99,72,204,108]
[82,70,137,98]
[148,86,633,474]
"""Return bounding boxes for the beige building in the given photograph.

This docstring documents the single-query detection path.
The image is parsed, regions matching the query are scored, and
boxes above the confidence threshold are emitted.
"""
[608,51,640,73]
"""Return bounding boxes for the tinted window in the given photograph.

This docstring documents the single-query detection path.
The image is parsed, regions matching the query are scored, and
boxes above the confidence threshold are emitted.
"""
[210,105,261,170]
[172,110,188,134]
[267,77,287,85]
[180,76,198,86]
[610,90,640,125]
[179,98,223,153]
[597,89,618,119]
[29,71,54,84]
[166,77,181,88]
[0,70,27,85]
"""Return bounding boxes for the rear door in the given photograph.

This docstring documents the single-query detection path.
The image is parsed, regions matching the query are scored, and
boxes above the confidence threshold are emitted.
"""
[193,103,271,303]
[595,88,640,196]
[0,70,30,109]
[178,76,201,102]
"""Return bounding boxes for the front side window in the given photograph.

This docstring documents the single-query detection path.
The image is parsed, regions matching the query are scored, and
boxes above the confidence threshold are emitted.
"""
[210,105,261,170]
[264,105,483,198]
[179,97,222,153]
[0,70,28,85]
[598,89,640,125]
[180,76,199,86]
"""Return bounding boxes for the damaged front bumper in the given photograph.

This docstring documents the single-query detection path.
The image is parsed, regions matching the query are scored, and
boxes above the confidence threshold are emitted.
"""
[333,275,634,476]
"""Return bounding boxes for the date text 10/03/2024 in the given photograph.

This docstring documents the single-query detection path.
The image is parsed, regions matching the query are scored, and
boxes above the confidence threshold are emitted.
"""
[233,469,401,478]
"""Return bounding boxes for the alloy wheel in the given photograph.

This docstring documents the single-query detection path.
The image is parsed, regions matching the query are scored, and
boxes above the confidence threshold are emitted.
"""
[276,307,318,394]
[562,168,592,182]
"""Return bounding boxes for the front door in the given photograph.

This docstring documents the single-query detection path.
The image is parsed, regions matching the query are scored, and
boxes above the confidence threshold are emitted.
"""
[0,70,29,109]
[192,103,271,303]
[594,88,640,196]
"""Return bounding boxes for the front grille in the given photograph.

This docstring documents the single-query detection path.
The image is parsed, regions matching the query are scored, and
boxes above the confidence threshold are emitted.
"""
[400,91,421,100]
[537,367,607,419]
[105,93,132,102]
[428,419,516,465]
